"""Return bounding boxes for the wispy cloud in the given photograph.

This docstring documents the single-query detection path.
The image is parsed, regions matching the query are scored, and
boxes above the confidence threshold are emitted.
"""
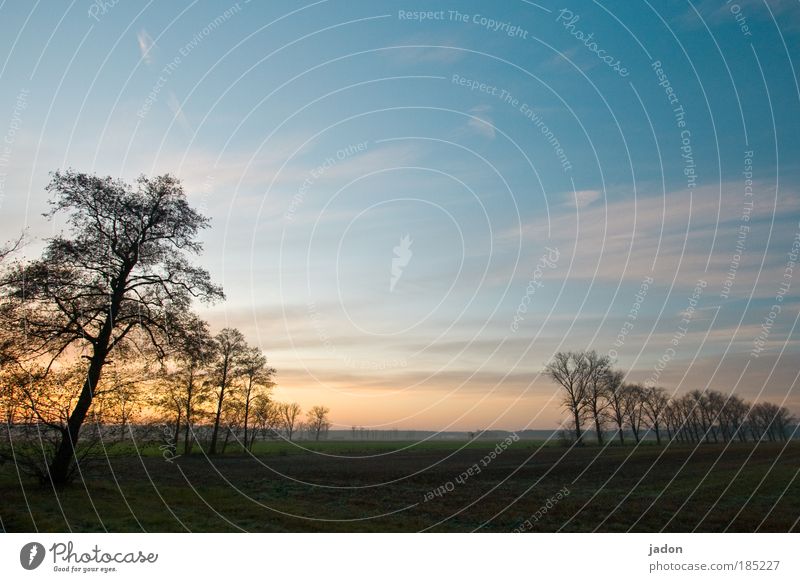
[503,181,800,291]
[466,105,496,139]
[166,91,191,134]
[567,189,601,209]
[137,29,156,64]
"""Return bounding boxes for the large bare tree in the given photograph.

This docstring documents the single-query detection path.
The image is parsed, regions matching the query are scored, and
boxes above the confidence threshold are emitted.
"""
[0,171,222,484]
[545,351,591,445]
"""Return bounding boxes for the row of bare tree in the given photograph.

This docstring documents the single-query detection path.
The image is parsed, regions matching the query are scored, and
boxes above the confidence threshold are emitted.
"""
[545,350,796,446]
[1,333,331,479]
[0,171,330,485]
[150,324,329,453]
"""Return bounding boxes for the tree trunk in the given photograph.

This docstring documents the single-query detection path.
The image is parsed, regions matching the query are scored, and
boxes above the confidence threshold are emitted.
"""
[173,411,182,453]
[209,386,225,454]
[209,354,232,455]
[594,412,603,445]
[738,426,747,442]
[47,265,130,485]
[242,382,252,452]
[184,376,194,455]
[48,348,107,485]
[573,408,583,446]
[221,426,231,454]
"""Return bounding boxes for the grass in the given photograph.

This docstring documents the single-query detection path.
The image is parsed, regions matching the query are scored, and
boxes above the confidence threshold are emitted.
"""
[1,440,798,532]
[107,438,564,458]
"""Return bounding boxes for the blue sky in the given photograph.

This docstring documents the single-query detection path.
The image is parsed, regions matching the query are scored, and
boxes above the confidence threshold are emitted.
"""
[1,0,799,430]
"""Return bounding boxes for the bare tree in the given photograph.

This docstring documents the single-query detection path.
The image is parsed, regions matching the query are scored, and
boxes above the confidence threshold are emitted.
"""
[675,394,698,442]
[153,369,186,455]
[95,365,144,443]
[306,405,331,441]
[208,328,246,455]
[772,404,796,441]
[544,348,799,447]
[545,351,590,445]
[663,400,682,442]
[219,395,244,454]
[2,359,136,479]
[748,402,795,442]
[239,346,276,451]
[278,402,302,440]
[622,384,646,443]
[721,394,749,443]
[0,171,222,484]
[171,316,216,455]
[0,235,24,264]
[582,352,612,444]
[705,390,724,443]
[251,393,281,447]
[0,233,25,371]
[604,370,627,444]
[687,390,715,443]
[748,402,772,441]
[642,386,668,444]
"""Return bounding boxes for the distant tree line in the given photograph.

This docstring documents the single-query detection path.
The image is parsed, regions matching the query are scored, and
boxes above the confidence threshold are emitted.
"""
[545,350,796,446]
[0,171,330,485]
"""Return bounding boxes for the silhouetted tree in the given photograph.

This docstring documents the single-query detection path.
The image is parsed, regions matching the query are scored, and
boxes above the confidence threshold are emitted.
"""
[545,351,590,445]
[251,393,280,446]
[171,316,216,455]
[716,393,748,442]
[772,404,796,441]
[0,171,222,484]
[278,402,302,440]
[3,359,136,479]
[0,234,25,371]
[604,370,627,444]
[582,352,612,444]
[642,386,668,444]
[239,346,276,451]
[622,383,645,443]
[219,395,244,453]
[306,405,331,441]
[688,390,716,443]
[747,402,795,442]
[208,328,246,455]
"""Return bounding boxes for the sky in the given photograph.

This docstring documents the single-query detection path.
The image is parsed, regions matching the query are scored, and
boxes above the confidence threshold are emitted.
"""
[1,0,799,431]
